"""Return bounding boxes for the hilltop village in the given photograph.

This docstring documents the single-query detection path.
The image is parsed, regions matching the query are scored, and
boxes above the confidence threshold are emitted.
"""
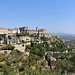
[0,26,74,75]
[0,26,54,51]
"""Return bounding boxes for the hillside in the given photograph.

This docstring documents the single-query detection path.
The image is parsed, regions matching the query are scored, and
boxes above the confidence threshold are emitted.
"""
[50,33,75,40]
[50,33,75,48]
[0,32,75,75]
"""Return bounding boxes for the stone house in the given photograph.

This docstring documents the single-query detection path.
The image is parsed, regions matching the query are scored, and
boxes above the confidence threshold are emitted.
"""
[0,27,8,34]
[13,44,26,52]
[8,28,20,34]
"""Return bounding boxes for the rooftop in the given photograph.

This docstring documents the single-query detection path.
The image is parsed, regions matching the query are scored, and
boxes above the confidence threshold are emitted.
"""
[0,27,8,30]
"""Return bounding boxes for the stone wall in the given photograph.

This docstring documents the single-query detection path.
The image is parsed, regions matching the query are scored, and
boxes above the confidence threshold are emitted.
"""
[19,27,28,33]
[0,28,8,34]
[27,30,38,35]
[14,44,26,52]
[0,50,11,54]
[8,28,20,34]
[19,36,31,42]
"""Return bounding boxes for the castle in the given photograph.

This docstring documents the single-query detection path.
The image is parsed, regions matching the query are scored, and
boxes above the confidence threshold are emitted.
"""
[0,26,46,35]
[0,26,51,45]
[19,26,46,35]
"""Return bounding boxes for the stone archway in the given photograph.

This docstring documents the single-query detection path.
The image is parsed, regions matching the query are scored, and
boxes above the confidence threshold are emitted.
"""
[0,34,8,44]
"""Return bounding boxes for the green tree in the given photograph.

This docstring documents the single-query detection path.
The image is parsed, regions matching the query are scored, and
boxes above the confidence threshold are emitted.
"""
[1,44,15,50]
[0,37,2,41]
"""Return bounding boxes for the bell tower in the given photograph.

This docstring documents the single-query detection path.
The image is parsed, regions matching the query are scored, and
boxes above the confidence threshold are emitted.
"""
[36,26,39,31]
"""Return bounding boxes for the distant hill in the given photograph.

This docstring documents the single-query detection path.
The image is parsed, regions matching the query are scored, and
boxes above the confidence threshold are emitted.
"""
[50,33,75,40]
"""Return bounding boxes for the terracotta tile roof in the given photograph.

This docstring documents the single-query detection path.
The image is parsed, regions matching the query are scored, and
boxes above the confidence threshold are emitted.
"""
[0,27,7,30]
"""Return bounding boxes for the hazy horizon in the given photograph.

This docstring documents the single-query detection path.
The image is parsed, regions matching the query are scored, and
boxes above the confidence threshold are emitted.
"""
[0,0,75,34]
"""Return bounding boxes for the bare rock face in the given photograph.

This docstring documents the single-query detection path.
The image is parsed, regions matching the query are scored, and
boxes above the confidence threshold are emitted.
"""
[49,56,56,69]
[31,66,36,70]
[46,51,56,69]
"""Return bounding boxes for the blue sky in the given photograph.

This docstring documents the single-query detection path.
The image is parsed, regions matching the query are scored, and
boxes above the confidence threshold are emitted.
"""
[0,0,75,34]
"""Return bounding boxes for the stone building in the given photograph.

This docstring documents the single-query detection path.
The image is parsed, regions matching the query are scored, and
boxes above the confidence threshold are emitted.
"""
[38,29,46,33]
[36,26,39,31]
[0,27,8,34]
[19,26,46,35]
[7,34,18,44]
[27,30,38,35]
[0,50,11,54]
[0,26,52,45]
[19,26,28,33]
[19,36,32,42]
[14,44,26,52]
[0,34,8,44]
[8,28,20,34]
[44,33,51,38]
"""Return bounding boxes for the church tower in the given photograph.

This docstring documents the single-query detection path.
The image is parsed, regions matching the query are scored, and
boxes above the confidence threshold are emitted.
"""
[36,26,39,31]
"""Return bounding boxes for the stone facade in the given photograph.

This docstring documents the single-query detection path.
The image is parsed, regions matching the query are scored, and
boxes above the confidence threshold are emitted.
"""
[7,34,18,44]
[0,26,51,38]
[0,26,52,45]
[19,26,46,35]
[0,50,11,54]
[19,26,28,33]
[0,27,20,34]
[14,44,26,52]
[19,36,32,42]
[0,27,8,34]
[27,30,38,35]
[38,29,46,33]
[0,34,8,44]
[8,28,20,34]
[44,33,52,38]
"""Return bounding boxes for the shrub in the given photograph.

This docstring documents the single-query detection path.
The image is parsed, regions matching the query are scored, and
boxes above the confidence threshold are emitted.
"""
[19,67,24,72]
[29,34,34,37]
[0,37,2,41]
[0,64,4,68]
[16,32,29,37]
[1,44,15,50]
[41,36,48,41]
[6,62,11,66]
[0,57,4,62]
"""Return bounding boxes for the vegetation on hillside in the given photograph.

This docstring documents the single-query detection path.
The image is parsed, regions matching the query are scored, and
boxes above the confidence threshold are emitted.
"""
[16,32,29,37]
[26,42,47,59]
[0,33,75,75]
[1,44,15,50]
[41,36,49,41]
[0,37,2,41]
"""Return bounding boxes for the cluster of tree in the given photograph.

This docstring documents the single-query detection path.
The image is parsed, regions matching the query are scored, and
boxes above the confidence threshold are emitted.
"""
[26,42,47,59]
[0,57,4,62]
[16,32,29,37]
[0,47,75,75]
[0,37,2,41]
[29,34,34,37]
[56,53,75,74]
[40,36,49,41]
[0,34,75,75]
[1,44,15,50]
[50,41,66,52]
